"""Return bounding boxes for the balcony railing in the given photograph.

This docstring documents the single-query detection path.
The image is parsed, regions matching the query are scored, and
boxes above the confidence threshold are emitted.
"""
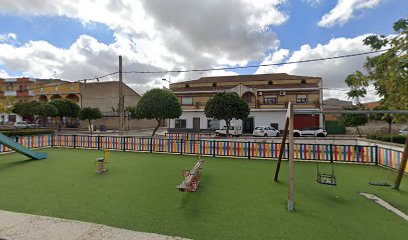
[182,100,321,110]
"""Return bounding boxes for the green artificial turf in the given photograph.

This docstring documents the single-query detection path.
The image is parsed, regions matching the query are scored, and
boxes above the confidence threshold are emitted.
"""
[0,148,407,240]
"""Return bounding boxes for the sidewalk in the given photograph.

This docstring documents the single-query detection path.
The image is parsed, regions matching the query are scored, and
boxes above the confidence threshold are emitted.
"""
[0,210,185,240]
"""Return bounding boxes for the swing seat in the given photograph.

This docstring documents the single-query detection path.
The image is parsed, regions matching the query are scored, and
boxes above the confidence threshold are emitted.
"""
[317,173,337,186]
[368,181,391,187]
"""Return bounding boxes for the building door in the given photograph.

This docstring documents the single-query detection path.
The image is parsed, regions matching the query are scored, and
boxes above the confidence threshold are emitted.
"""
[193,117,200,132]
[243,117,254,133]
[293,114,319,129]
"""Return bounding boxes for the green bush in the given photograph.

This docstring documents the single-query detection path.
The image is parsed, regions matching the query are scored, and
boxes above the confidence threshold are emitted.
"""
[0,129,55,137]
[368,134,407,144]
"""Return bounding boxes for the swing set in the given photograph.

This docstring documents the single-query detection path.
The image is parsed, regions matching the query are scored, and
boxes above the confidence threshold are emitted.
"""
[273,105,408,211]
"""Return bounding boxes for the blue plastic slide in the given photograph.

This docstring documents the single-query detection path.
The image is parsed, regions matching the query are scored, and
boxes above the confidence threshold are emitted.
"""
[0,133,47,160]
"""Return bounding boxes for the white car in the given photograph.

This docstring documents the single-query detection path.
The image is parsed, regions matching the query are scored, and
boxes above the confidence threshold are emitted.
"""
[399,127,408,136]
[293,126,327,137]
[253,126,280,137]
[13,121,35,129]
[215,125,242,137]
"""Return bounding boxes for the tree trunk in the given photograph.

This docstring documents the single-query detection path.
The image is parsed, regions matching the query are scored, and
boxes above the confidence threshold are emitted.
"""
[89,119,93,135]
[388,122,392,135]
[226,120,230,138]
[356,126,362,137]
[152,119,161,136]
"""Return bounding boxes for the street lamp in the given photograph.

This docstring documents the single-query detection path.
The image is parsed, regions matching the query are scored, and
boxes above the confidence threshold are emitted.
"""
[162,77,171,89]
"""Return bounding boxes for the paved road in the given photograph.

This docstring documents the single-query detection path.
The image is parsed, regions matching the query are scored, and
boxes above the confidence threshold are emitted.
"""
[0,210,185,240]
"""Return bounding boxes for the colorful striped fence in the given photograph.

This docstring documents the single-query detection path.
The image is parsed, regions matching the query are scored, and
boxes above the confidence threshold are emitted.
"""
[0,134,52,153]
[1,133,406,173]
[165,133,213,140]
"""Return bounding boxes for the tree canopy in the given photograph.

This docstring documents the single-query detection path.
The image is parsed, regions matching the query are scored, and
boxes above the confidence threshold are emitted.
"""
[204,92,250,136]
[49,99,80,118]
[78,107,103,134]
[132,88,182,136]
[345,18,408,111]
[337,106,368,137]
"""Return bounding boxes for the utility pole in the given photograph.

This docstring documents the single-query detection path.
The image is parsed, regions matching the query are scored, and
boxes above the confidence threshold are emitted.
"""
[119,56,124,135]
[287,102,294,212]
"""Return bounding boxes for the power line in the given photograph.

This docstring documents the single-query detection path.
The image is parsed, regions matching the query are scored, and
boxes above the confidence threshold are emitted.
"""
[3,49,388,94]
[122,49,388,74]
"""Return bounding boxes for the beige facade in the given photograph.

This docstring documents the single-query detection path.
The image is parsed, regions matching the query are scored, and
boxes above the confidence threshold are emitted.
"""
[169,73,323,132]
[80,81,139,113]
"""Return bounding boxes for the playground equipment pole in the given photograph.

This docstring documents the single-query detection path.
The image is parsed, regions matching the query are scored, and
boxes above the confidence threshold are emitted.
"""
[394,136,408,189]
[288,103,295,211]
[118,56,124,135]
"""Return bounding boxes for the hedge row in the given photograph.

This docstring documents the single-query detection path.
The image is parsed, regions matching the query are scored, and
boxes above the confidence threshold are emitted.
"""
[0,129,55,137]
[368,134,407,144]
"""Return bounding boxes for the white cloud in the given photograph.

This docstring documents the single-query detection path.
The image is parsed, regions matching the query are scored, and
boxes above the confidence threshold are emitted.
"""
[0,33,17,44]
[256,34,383,100]
[0,0,289,93]
[318,0,382,27]
[303,0,324,7]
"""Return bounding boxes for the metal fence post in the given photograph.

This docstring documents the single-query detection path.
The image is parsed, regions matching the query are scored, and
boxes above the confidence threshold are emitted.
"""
[330,144,334,162]
[180,138,183,155]
[150,138,153,153]
[375,145,379,165]
[51,133,54,147]
[123,137,127,151]
[73,134,76,149]
[97,135,101,150]
[213,140,216,157]
[248,141,251,159]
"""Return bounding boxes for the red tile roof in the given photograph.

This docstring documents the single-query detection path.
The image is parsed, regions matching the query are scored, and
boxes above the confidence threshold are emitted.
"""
[172,83,319,92]
[173,73,321,85]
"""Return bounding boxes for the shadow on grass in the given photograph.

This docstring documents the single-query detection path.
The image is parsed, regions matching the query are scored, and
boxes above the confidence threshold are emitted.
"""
[0,158,42,171]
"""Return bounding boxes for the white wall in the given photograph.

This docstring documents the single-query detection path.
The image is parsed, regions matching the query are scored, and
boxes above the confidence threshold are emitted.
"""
[0,113,23,124]
[170,110,287,130]
[251,111,286,130]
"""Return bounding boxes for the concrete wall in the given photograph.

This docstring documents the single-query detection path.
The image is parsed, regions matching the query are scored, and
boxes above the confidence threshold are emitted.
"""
[79,117,158,131]
[80,82,140,113]
[346,120,408,135]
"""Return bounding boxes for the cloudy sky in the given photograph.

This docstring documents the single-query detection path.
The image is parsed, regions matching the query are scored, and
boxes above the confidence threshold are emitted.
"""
[0,0,406,102]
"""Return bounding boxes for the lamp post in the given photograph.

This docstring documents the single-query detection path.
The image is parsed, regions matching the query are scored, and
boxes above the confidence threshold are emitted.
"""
[162,76,171,130]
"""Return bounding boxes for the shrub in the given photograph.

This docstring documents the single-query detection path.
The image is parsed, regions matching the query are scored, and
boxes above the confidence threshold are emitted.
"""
[0,129,55,137]
[368,134,407,144]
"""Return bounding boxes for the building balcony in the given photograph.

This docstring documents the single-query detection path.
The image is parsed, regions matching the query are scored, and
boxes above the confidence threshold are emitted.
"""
[180,100,320,111]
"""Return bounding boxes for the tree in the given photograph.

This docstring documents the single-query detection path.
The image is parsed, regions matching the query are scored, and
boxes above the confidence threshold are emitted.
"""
[49,99,80,129]
[39,103,58,126]
[345,18,408,112]
[337,106,368,137]
[132,88,182,136]
[204,92,250,137]
[12,101,59,126]
[78,107,103,134]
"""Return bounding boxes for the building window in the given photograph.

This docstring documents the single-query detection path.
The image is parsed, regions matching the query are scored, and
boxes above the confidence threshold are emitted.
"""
[212,82,217,87]
[181,97,193,105]
[185,84,190,88]
[40,87,44,92]
[301,79,306,84]
[175,119,187,128]
[70,85,74,90]
[296,95,308,103]
[264,96,277,104]
[268,80,273,85]
[207,119,220,129]
[242,92,253,104]
[55,86,58,91]
[19,85,23,92]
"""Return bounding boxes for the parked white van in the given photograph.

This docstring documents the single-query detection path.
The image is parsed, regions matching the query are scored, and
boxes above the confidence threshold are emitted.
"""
[215,125,242,137]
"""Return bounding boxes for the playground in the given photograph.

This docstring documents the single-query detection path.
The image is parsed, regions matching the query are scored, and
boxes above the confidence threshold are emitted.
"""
[0,147,407,240]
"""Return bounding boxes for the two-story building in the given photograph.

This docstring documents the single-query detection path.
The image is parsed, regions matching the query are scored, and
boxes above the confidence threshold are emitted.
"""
[169,73,323,132]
